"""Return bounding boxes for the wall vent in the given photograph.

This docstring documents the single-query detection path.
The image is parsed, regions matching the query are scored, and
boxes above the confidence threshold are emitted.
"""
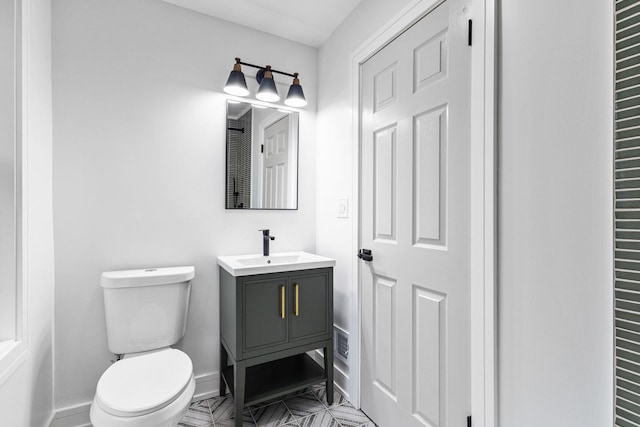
[334,328,349,361]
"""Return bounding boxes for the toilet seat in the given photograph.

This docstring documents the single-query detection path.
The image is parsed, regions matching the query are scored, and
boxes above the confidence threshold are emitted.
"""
[95,348,193,417]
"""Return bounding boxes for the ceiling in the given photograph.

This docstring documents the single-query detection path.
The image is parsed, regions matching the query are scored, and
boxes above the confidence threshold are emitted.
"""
[161,0,363,47]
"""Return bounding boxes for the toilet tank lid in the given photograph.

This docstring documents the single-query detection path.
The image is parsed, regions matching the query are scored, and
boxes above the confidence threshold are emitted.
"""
[101,266,195,288]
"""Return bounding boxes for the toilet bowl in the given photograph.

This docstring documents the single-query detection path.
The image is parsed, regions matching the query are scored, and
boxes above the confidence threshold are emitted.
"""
[90,348,195,427]
[90,266,196,427]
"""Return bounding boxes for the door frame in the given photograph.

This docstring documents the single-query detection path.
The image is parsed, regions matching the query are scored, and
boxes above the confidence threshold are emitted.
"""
[349,0,497,425]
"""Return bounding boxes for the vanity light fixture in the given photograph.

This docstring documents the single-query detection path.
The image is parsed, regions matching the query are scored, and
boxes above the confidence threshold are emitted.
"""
[223,59,250,97]
[256,66,279,102]
[223,57,307,107]
[285,73,306,107]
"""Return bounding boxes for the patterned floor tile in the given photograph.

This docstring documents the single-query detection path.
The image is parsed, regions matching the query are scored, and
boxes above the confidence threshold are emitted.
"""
[296,410,341,427]
[208,396,249,421]
[181,384,374,427]
[249,397,284,411]
[309,384,325,397]
[215,418,257,427]
[250,401,296,427]
[178,422,213,427]
[284,392,327,419]
[283,387,314,400]
[327,405,370,427]
[208,395,255,426]
[178,399,213,426]
[209,396,234,420]
[312,386,352,408]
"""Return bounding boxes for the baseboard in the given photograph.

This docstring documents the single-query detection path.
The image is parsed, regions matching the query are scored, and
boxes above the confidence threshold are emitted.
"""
[43,410,57,427]
[332,364,350,400]
[192,371,220,401]
[49,371,220,427]
[49,401,91,427]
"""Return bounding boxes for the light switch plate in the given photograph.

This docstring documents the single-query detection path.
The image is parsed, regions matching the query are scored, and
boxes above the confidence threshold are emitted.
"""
[337,198,348,218]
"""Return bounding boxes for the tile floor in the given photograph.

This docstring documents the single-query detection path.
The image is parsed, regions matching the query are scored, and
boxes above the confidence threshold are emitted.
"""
[178,384,376,427]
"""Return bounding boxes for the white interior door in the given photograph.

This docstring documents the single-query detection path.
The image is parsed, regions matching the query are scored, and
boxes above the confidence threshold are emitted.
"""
[262,115,289,209]
[360,1,471,426]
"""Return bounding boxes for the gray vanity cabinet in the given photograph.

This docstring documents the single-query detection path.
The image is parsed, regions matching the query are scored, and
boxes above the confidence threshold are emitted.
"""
[219,267,334,427]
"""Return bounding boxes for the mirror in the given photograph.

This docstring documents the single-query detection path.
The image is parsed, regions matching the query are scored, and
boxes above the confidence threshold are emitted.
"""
[226,101,299,209]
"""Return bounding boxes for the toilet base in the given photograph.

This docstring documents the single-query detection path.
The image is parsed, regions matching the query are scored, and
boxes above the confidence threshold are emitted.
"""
[90,374,196,427]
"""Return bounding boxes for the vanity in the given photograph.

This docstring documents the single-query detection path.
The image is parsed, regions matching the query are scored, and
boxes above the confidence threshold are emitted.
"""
[218,251,335,426]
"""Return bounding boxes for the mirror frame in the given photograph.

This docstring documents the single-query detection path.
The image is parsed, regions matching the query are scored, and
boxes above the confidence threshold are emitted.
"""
[225,100,299,210]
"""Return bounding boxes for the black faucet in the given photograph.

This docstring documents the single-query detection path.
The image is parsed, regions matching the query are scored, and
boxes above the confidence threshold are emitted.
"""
[260,229,275,256]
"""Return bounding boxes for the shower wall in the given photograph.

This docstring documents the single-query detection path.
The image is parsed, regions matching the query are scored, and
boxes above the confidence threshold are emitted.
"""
[226,109,252,208]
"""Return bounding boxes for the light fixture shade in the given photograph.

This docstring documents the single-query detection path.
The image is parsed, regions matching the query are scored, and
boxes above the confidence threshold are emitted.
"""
[256,67,280,102]
[224,63,249,97]
[285,76,307,107]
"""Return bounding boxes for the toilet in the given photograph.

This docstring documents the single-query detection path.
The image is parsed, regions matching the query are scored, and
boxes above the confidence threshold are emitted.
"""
[90,266,196,427]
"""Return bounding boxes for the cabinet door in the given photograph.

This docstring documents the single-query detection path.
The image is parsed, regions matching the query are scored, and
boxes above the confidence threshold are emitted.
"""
[243,277,288,351]
[289,272,329,341]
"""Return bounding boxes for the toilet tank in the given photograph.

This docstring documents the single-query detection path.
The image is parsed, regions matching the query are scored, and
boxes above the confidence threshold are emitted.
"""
[100,266,195,355]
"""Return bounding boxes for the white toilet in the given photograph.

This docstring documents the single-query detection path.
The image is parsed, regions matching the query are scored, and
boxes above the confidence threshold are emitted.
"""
[90,266,197,427]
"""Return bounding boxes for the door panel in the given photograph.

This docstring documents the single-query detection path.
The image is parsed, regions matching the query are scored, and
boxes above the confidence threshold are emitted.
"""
[413,105,447,247]
[374,125,398,242]
[360,1,471,426]
[414,29,448,91]
[373,275,397,398]
[289,273,329,341]
[413,286,446,426]
[243,278,288,351]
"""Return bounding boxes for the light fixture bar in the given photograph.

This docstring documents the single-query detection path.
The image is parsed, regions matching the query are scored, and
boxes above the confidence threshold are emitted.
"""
[235,60,297,79]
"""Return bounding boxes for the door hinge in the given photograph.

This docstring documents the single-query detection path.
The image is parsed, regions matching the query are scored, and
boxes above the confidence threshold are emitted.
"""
[468,19,472,46]
[467,415,472,427]
[261,144,264,153]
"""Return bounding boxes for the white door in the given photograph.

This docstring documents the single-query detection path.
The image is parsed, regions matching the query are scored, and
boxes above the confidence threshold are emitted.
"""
[360,1,471,426]
[262,115,289,209]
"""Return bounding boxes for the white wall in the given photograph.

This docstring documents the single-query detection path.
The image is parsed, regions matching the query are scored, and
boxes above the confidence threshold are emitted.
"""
[315,0,414,398]
[51,0,317,412]
[0,0,17,340]
[0,0,55,425]
[317,0,614,423]
[498,0,613,426]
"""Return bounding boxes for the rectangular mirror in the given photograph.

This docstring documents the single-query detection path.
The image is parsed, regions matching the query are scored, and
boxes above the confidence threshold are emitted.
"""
[226,101,299,209]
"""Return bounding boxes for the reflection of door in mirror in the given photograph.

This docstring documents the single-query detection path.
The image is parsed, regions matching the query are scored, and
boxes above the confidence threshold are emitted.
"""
[262,116,289,209]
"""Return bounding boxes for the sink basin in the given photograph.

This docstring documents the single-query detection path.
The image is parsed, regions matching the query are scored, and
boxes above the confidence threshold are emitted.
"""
[218,251,336,276]
[236,254,302,267]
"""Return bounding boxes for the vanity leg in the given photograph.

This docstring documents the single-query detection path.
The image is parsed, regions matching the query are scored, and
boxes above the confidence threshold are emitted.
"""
[324,340,334,405]
[220,342,228,397]
[234,360,246,427]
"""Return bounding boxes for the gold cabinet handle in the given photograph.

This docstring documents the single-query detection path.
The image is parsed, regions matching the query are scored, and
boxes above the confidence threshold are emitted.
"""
[295,283,299,316]
[280,285,285,319]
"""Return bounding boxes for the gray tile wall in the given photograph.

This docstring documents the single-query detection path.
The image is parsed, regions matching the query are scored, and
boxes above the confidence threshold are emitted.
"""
[226,110,252,208]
